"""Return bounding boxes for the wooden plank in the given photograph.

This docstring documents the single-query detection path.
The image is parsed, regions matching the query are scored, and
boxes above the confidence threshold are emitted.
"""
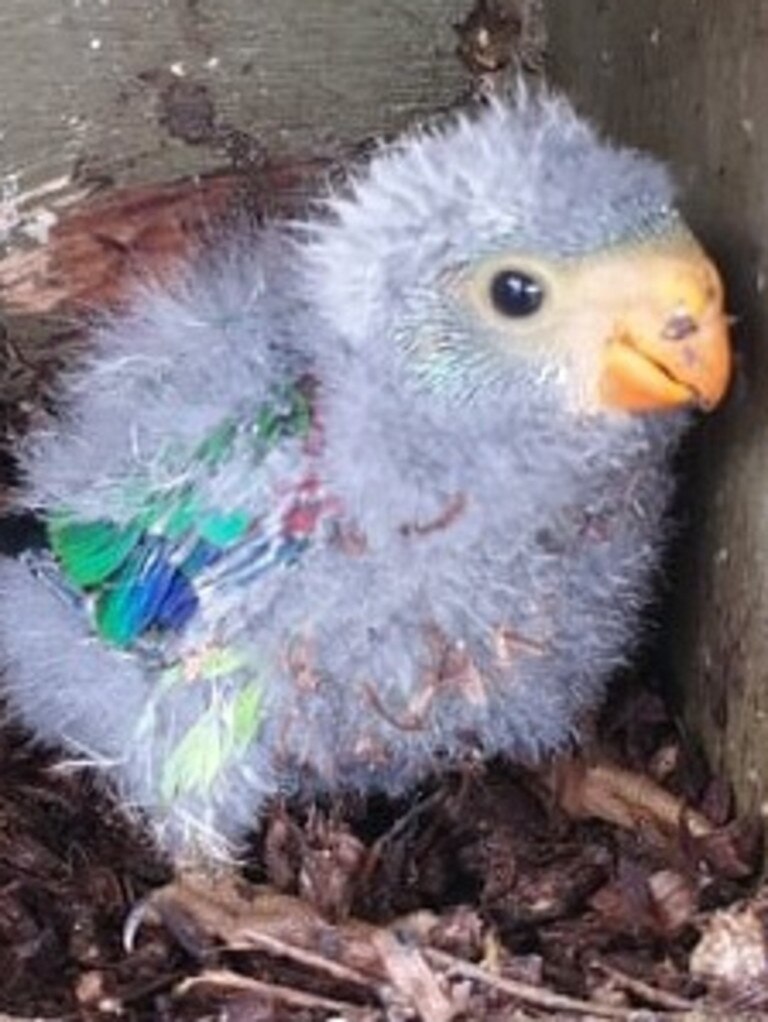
[0,0,470,252]
[547,0,768,820]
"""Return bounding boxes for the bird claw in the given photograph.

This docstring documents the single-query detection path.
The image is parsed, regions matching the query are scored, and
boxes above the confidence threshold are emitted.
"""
[123,895,155,954]
[123,870,253,959]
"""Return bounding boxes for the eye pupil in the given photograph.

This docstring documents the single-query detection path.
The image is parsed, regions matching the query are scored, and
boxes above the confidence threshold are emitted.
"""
[490,270,544,317]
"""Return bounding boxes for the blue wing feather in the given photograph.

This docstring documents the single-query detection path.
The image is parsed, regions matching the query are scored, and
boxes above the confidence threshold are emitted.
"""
[44,380,326,649]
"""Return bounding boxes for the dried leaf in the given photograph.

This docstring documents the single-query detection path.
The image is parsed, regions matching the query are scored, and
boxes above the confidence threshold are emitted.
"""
[646,869,697,935]
[690,905,768,992]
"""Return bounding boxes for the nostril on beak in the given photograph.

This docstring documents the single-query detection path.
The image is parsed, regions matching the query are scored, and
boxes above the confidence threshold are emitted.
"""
[662,310,698,341]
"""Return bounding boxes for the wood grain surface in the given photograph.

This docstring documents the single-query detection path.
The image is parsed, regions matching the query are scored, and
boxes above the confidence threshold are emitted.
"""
[0,0,471,255]
[548,0,768,824]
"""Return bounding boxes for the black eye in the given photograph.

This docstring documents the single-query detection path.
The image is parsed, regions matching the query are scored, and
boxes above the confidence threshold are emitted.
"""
[490,270,545,317]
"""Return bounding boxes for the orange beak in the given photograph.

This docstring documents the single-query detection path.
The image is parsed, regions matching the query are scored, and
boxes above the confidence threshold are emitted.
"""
[599,257,732,413]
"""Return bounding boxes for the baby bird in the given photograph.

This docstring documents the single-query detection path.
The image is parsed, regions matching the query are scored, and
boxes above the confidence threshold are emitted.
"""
[0,94,730,862]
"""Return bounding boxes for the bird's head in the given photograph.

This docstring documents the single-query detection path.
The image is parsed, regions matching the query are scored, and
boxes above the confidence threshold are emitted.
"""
[305,93,731,422]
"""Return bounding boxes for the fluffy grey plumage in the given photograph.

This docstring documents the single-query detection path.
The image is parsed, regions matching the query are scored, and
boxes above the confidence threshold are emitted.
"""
[0,94,730,859]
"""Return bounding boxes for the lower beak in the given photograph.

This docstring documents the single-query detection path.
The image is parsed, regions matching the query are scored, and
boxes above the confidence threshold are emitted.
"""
[599,308,732,414]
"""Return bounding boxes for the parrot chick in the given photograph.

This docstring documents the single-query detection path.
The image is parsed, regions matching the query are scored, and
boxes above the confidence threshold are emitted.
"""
[0,93,730,864]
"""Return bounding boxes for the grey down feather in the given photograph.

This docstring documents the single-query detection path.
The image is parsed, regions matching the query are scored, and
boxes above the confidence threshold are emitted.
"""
[0,93,727,859]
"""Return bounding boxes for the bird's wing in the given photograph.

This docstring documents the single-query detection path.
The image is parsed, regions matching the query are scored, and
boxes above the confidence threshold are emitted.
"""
[13,375,341,833]
[30,376,331,652]
[0,239,347,843]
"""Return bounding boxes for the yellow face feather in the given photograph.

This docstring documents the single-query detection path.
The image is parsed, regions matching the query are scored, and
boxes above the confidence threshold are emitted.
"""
[455,228,731,416]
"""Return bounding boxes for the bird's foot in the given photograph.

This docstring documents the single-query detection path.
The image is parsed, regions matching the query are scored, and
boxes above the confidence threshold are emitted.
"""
[122,872,446,1019]
[124,868,365,961]
[124,869,261,957]
[542,754,713,845]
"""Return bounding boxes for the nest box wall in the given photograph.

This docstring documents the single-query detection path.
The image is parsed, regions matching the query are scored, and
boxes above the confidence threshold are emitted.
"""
[547,0,768,818]
[0,0,470,247]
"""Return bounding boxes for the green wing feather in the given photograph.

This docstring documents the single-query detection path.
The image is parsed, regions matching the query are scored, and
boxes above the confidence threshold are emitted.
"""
[45,381,315,649]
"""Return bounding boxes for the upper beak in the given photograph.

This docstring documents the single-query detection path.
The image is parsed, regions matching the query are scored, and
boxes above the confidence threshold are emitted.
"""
[599,260,732,414]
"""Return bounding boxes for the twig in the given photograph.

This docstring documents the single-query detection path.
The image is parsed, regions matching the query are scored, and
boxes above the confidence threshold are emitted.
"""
[0,1015,69,1022]
[374,930,459,1022]
[596,961,696,1013]
[425,947,637,1020]
[230,926,376,990]
[361,783,455,886]
[176,968,369,1017]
